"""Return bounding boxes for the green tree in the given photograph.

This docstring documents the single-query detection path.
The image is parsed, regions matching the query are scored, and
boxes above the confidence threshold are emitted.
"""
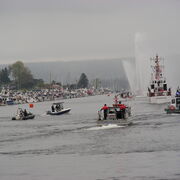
[77,73,89,88]
[0,67,11,84]
[9,61,34,89]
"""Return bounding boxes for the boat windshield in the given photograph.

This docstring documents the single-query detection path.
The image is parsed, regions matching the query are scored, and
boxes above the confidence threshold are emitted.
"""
[52,102,64,111]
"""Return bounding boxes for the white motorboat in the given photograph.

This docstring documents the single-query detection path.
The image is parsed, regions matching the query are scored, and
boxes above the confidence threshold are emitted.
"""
[47,102,71,115]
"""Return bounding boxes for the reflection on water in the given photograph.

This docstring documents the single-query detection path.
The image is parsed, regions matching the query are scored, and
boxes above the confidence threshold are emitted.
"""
[0,95,180,180]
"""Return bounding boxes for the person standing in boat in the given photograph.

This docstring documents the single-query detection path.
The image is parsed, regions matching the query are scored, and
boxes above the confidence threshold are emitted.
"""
[101,104,109,120]
[176,87,180,97]
[51,105,55,112]
[118,101,127,119]
[19,108,24,117]
[55,104,61,112]
[118,101,127,109]
[23,109,28,116]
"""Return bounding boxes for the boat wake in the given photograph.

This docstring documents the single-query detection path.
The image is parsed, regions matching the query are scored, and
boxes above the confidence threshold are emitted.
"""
[40,113,48,116]
[167,113,180,116]
[87,124,126,131]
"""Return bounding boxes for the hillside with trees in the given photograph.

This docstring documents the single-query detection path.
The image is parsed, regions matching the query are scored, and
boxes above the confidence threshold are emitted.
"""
[0,61,44,90]
[0,59,130,91]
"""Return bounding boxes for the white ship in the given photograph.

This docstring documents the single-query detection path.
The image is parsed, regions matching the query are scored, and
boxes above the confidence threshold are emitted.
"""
[147,54,171,104]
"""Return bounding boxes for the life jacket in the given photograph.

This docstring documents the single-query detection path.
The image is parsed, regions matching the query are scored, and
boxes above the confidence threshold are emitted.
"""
[101,105,108,110]
[169,105,175,110]
[118,104,127,110]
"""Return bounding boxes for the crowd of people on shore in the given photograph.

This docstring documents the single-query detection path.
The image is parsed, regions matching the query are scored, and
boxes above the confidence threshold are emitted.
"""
[0,87,111,106]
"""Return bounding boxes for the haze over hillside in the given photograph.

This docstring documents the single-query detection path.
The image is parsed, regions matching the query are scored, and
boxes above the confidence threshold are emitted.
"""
[26,59,125,80]
[24,59,130,90]
[1,54,179,92]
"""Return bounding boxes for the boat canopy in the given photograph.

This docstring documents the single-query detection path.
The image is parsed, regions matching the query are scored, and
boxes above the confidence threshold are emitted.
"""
[52,102,64,105]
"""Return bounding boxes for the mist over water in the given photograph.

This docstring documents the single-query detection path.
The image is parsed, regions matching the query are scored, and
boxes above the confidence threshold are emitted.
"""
[122,58,136,92]
[134,32,151,96]
[122,32,151,95]
[124,32,180,96]
[164,54,180,93]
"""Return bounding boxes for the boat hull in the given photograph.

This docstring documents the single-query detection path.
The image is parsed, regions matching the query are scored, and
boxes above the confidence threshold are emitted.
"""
[6,100,14,105]
[149,95,171,104]
[165,108,180,114]
[12,114,35,120]
[47,108,71,115]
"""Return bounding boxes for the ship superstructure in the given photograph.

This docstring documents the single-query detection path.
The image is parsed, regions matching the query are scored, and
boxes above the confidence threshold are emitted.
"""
[147,54,171,103]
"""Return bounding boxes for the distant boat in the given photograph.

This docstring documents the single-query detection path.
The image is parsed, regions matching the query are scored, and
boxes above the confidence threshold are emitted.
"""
[12,108,35,120]
[47,102,71,115]
[165,88,180,114]
[147,54,171,104]
[6,98,14,105]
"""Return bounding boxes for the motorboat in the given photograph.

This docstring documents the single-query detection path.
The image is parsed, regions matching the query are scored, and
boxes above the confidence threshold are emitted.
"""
[6,98,15,105]
[147,54,171,104]
[165,89,180,114]
[46,102,71,115]
[12,108,35,120]
[98,103,132,126]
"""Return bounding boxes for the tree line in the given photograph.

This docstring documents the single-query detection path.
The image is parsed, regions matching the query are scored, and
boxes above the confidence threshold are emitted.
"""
[0,61,89,90]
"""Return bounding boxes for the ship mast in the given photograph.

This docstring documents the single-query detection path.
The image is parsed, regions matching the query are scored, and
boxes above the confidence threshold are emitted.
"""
[151,54,164,82]
[155,54,162,80]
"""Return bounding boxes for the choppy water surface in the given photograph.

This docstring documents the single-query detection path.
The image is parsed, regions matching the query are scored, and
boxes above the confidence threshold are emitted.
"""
[0,95,180,180]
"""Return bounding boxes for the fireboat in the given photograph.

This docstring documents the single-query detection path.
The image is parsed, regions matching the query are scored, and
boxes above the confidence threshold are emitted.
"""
[147,54,171,104]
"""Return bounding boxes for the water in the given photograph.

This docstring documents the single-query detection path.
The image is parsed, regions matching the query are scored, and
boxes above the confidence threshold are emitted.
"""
[0,95,180,180]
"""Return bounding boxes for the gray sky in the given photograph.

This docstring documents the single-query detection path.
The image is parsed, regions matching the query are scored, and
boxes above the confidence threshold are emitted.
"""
[0,0,180,64]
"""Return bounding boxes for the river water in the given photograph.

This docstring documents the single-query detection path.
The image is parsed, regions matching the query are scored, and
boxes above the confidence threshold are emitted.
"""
[0,95,180,180]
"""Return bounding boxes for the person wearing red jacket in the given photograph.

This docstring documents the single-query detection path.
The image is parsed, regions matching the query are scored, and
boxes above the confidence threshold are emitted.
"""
[119,104,127,110]
[118,101,127,119]
[118,101,127,109]
[101,104,109,120]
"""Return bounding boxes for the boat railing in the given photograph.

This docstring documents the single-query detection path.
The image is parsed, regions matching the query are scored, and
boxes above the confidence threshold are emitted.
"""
[149,91,171,97]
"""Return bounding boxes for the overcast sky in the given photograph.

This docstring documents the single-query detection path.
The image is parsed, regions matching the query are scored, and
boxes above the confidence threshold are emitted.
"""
[0,0,180,64]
